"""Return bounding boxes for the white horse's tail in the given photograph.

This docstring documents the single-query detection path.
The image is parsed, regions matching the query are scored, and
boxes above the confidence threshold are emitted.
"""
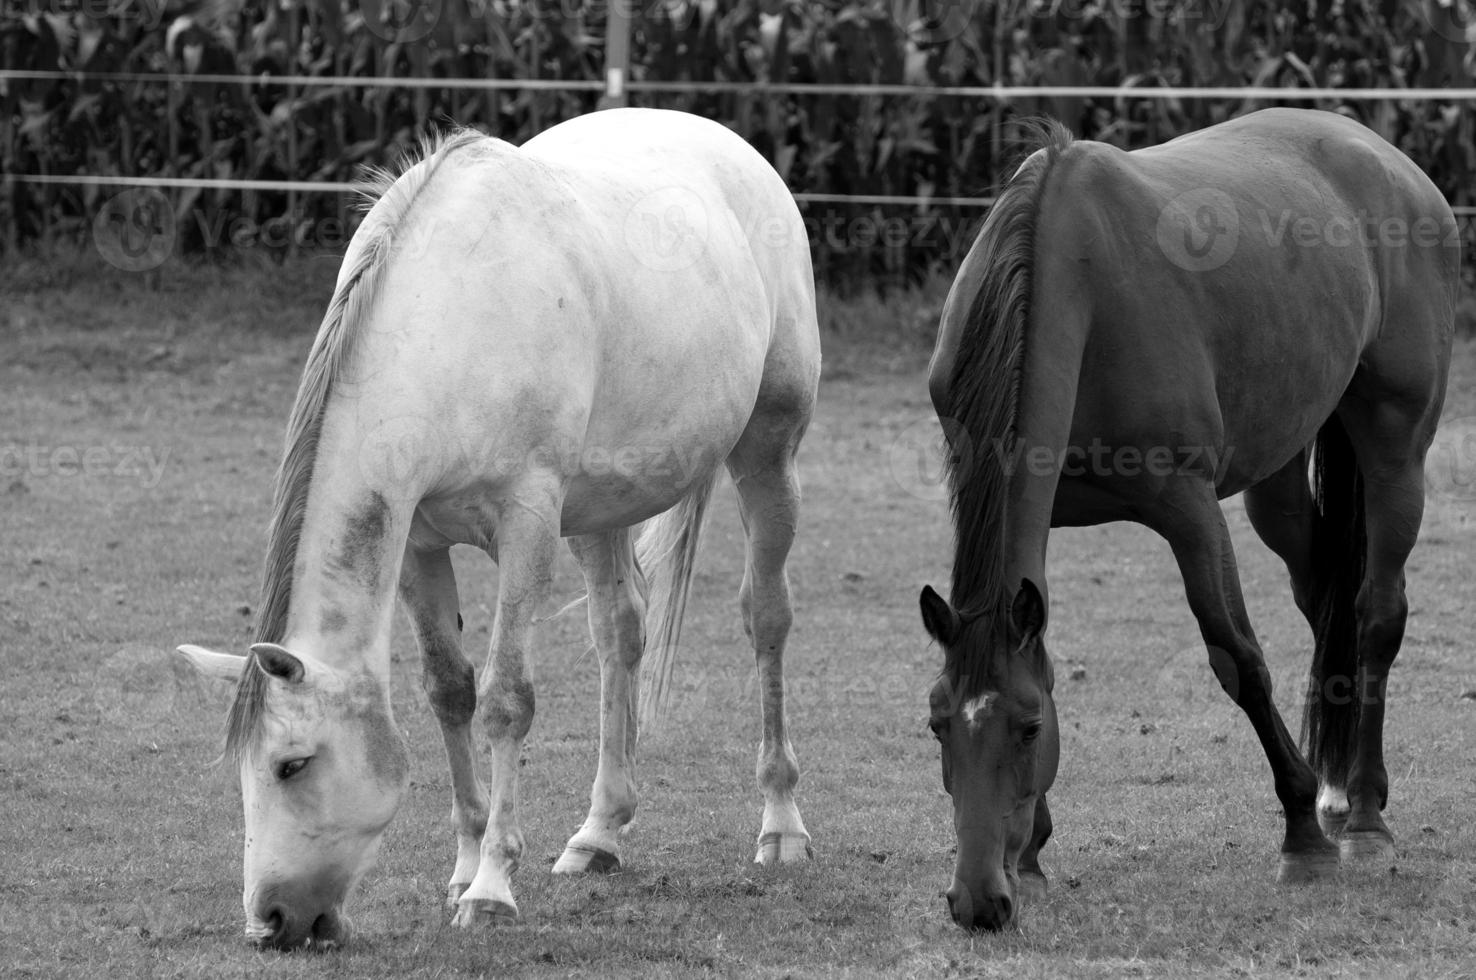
[636,471,719,731]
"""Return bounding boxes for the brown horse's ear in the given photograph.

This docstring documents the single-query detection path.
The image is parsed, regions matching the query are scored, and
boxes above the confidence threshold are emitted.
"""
[919,585,960,646]
[1010,578,1046,646]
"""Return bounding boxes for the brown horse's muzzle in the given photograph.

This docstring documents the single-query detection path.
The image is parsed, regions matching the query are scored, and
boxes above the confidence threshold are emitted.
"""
[946,874,1017,931]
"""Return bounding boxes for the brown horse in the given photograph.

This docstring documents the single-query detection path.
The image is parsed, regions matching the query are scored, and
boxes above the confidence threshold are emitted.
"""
[922,108,1456,931]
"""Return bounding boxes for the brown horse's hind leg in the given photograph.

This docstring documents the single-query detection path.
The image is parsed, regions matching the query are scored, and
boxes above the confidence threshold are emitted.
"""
[1244,451,1316,618]
[1243,453,1351,837]
[1333,407,1440,863]
[1148,481,1338,882]
[1018,795,1053,905]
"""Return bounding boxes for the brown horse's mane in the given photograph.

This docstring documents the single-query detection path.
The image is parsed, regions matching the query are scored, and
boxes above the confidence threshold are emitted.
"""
[941,119,1073,696]
[223,130,485,764]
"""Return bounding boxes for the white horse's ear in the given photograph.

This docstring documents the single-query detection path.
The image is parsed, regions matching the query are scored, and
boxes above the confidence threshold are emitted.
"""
[175,644,248,682]
[249,642,305,683]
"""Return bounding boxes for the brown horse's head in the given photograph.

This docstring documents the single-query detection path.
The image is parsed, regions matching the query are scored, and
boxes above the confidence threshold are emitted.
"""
[920,578,1058,931]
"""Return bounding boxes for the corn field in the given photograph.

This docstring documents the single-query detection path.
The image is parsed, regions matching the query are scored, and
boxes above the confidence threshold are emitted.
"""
[4,0,1476,288]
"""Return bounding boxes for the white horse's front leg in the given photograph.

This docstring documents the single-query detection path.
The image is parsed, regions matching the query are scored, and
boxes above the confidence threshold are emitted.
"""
[452,495,560,927]
[554,531,645,874]
[399,547,489,908]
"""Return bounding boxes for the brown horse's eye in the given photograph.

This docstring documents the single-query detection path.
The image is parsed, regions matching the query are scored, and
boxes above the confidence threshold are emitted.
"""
[1021,723,1041,744]
[929,720,948,742]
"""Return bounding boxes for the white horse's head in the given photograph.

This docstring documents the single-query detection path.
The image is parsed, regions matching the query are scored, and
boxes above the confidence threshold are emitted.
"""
[177,642,409,948]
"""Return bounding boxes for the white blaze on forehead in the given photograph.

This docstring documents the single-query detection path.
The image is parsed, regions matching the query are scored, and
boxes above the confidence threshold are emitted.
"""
[962,692,999,729]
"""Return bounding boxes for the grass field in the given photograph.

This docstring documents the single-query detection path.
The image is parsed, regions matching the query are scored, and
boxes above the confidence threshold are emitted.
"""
[2,255,1474,979]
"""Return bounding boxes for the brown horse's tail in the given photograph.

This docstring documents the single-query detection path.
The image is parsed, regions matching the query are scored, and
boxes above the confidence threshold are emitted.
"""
[1301,413,1367,788]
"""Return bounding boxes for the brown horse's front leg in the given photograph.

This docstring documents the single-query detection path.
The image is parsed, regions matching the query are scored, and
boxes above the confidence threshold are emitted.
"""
[1148,481,1339,883]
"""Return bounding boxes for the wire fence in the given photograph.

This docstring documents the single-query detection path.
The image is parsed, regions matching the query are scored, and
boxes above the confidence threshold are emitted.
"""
[8,68,1476,213]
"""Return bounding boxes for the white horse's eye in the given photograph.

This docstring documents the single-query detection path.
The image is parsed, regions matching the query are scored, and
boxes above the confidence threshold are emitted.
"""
[276,757,311,781]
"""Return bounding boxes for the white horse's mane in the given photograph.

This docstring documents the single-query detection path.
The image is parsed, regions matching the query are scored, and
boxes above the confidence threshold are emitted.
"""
[224,128,486,763]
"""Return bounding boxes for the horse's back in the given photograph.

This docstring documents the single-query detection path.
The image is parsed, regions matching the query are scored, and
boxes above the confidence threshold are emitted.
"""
[525,108,815,311]
[340,110,817,536]
[1034,108,1455,490]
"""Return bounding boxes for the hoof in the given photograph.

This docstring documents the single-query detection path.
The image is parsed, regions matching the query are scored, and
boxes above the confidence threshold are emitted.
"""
[1277,849,1340,884]
[552,844,621,875]
[1339,830,1395,864]
[754,832,813,866]
[1317,809,1349,840]
[446,882,470,910]
[1018,871,1048,905]
[451,898,518,929]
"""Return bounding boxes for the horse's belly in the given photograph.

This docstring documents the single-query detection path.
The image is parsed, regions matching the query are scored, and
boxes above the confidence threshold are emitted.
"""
[558,463,713,535]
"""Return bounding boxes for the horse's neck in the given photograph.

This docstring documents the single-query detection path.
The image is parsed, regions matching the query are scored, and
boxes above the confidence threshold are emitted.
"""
[282,414,411,674]
[1003,277,1093,608]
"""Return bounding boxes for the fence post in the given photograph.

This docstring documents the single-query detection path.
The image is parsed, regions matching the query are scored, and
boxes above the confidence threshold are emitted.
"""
[601,0,631,109]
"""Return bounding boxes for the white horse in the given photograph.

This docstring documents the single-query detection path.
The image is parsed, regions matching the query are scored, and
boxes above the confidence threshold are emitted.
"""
[177,108,820,948]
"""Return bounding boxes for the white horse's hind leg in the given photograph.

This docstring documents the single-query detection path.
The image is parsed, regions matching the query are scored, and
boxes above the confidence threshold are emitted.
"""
[453,489,560,928]
[554,531,646,874]
[729,439,813,866]
[399,547,489,908]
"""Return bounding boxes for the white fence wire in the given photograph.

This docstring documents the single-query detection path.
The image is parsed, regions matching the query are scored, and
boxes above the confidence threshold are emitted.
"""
[6,69,1476,215]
